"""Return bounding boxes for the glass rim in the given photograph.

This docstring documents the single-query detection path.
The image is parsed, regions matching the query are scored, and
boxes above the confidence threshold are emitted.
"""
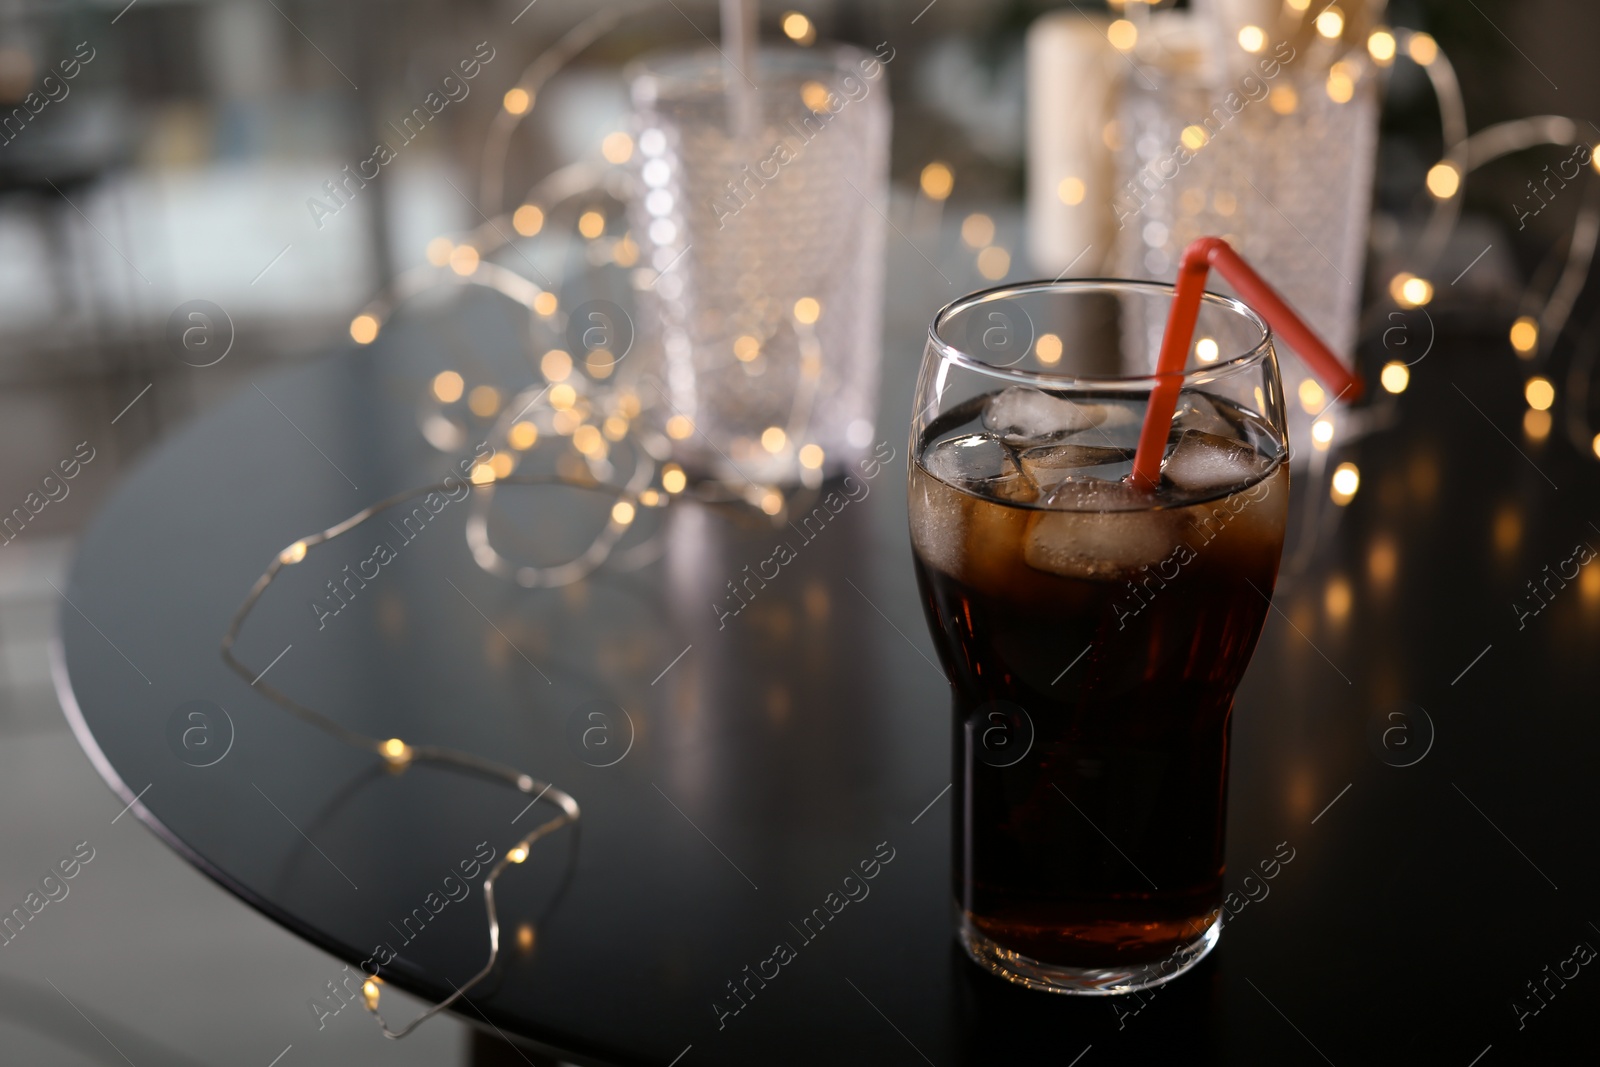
[628,41,873,96]
[927,278,1274,389]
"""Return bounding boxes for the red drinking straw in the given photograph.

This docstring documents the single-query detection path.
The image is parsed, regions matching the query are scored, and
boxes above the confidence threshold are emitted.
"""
[1129,236,1365,490]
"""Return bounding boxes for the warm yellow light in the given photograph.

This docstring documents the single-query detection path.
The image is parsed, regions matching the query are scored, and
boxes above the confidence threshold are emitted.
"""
[516,924,536,952]
[1036,333,1064,364]
[1368,536,1398,587]
[961,213,995,249]
[468,385,501,417]
[432,371,464,403]
[1107,18,1138,51]
[1180,125,1210,151]
[662,464,687,493]
[1311,419,1335,448]
[781,11,815,44]
[1426,162,1460,200]
[1392,273,1433,308]
[350,315,379,345]
[584,349,615,379]
[639,489,661,507]
[611,500,636,525]
[1510,316,1539,355]
[471,463,496,485]
[1380,361,1410,394]
[552,409,581,435]
[919,162,954,201]
[507,846,528,864]
[541,349,573,381]
[509,421,539,450]
[362,979,381,1011]
[800,81,831,112]
[578,210,605,239]
[1298,378,1327,414]
[1583,561,1600,603]
[1268,86,1298,115]
[449,245,480,276]
[1331,462,1360,503]
[381,737,411,761]
[793,297,821,324]
[503,87,531,115]
[489,453,514,478]
[601,131,633,164]
[618,393,640,418]
[1593,149,1600,176]
[1324,575,1352,621]
[533,291,558,317]
[1368,29,1396,64]
[760,490,784,515]
[1057,176,1086,206]
[976,246,1011,280]
[1493,507,1521,554]
[602,415,628,441]
[734,335,761,362]
[1316,7,1344,38]
[573,424,603,456]
[1286,0,1310,10]
[1326,70,1354,103]
[613,235,638,267]
[513,204,544,236]
[279,541,308,565]
[1238,25,1267,53]
[1195,337,1220,363]
[799,443,825,469]
[1524,376,1555,411]
[426,237,453,266]
[1523,408,1552,440]
[666,415,694,440]
[1407,33,1438,66]
[761,426,788,453]
[549,383,577,411]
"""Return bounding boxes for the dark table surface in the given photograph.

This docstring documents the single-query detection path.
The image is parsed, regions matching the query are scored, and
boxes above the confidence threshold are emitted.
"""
[55,288,1600,1064]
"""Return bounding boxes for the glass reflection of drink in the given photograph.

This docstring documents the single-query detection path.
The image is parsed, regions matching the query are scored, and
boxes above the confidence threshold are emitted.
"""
[908,280,1290,994]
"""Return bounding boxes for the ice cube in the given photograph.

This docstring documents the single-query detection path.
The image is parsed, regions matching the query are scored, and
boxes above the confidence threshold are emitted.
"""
[910,450,1034,587]
[1023,486,1179,580]
[1162,429,1269,494]
[983,386,1106,445]
[1171,392,1237,438]
[921,433,1036,502]
[1019,442,1134,491]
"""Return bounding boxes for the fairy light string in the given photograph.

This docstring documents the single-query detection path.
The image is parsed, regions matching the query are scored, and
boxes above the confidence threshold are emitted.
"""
[221,475,621,1037]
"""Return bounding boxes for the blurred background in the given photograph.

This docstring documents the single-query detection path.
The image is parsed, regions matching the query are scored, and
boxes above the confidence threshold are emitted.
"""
[0,0,1593,1061]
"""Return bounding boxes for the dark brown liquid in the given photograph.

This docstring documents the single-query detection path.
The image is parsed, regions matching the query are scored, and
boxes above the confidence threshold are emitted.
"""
[910,440,1288,969]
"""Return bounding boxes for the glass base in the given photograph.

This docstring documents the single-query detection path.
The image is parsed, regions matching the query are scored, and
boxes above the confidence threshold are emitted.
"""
[958,910,1222,995]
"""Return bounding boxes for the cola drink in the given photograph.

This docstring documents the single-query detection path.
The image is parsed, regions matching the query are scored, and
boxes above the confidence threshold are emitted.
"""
[909,386,1288,988]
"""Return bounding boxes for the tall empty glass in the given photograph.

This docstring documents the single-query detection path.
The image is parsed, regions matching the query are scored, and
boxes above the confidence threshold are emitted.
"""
[908,280,1290,993]
[628,44,891,488]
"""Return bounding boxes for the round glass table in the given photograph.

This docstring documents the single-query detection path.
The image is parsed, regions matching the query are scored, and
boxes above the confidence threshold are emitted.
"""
[55,300,1599,1064]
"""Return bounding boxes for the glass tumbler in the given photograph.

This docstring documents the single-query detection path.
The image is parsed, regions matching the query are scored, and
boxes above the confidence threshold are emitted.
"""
[627,44,891,487]
[908,280,1290,993]
[1113,51,1378,453]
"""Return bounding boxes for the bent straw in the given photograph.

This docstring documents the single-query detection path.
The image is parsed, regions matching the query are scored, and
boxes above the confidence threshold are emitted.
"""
[1129,236,1364,490]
